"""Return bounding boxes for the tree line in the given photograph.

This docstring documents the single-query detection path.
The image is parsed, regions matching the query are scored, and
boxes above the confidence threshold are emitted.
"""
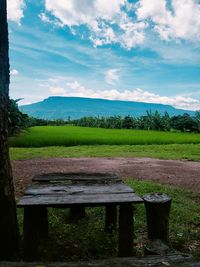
[9,99,200,134]
[72,111,200,132]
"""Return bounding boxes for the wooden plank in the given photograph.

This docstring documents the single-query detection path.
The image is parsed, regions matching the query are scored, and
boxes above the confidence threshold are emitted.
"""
[17,192,143,207]
[24,183,134,196]
[0,254,196,266]
[32,172,121,183]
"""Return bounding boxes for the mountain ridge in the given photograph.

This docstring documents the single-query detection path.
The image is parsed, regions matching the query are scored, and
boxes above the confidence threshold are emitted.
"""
[20,96,195,120]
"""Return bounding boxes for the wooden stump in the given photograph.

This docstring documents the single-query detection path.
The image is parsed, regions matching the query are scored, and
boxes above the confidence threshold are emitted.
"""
[105,204,117,233]
[143,193,172,243]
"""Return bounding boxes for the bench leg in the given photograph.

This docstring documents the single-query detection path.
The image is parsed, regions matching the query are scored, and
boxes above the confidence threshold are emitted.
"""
[38,207,48,239]
[70,206,86,222]
[105,205,117,233]
[23,206,48,261]
[23,207,39,261]
[118,203,134,257]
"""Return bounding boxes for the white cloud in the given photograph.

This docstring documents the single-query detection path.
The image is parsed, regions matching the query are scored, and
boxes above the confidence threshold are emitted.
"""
[105,69,120,85]
[49,87,66,95]
[42,0,200,48]
[136,0,200,42]
[42,0,146,49]
[7,0,25,24]
[10,69,19,76]
[47,79,200,110]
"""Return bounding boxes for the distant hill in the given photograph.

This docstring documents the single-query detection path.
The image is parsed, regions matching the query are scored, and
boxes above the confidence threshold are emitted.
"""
[20,96,195,120]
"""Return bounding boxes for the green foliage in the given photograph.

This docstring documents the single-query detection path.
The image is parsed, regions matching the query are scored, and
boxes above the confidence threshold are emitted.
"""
[8,99,30,135]
[9,126,200,148]
[72,111,200,133]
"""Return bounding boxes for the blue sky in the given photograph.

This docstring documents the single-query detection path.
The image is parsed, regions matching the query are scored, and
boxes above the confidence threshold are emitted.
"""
[7,0,200,110]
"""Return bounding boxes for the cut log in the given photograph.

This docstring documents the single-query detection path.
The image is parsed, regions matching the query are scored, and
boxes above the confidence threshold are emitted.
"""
[143,193,172,243]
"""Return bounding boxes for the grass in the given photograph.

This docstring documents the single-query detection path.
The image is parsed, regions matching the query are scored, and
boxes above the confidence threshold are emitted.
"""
[16,179,200,261]
[10,144,200,161]
[9,126,200,147]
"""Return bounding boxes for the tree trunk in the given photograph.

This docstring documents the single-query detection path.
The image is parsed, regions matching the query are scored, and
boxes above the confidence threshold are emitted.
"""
[0,0,19,259]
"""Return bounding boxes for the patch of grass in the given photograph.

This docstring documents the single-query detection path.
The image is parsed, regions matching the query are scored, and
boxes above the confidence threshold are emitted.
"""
[10,144,200,161]
[9,126,200,147]
[16,180,200,261]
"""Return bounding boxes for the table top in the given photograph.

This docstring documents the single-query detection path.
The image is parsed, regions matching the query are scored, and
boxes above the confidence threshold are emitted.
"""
[17,173,143,207]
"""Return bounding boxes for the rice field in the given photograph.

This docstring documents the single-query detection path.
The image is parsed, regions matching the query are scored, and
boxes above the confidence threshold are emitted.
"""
[9,126,200,147]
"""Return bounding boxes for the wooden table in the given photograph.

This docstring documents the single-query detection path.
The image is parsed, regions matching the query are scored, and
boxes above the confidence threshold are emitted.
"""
[17,173,143,261]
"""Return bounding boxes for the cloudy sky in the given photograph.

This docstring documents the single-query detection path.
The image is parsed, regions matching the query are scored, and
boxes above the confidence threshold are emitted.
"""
[8,0,200,110]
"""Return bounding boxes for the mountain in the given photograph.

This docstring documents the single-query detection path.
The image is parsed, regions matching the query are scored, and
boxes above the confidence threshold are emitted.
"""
[20,96,195,120]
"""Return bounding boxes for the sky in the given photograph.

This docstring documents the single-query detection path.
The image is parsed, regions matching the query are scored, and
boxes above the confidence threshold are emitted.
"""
[7,0,200,110]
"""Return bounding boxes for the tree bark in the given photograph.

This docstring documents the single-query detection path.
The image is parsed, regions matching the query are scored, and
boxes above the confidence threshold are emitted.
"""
[0,0,19,259]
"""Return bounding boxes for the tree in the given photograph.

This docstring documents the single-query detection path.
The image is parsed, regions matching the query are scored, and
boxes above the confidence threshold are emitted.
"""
[0,0,19,259]
[170,113,197,132]
[122,115,134,129]
[8,98,30,135]
[194,111,200,132]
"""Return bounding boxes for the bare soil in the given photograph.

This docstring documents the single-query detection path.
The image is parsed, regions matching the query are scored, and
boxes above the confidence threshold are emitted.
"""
[12,157,200,196]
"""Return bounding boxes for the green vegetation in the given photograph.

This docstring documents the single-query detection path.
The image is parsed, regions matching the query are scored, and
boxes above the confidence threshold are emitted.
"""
[9,126,200,147]
[16,180,200,260]
[9,98,200,134]
[10,144,200,161]
[73,111,200,133]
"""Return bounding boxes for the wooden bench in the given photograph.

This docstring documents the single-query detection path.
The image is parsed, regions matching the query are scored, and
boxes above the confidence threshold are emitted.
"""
[17,173,143,261]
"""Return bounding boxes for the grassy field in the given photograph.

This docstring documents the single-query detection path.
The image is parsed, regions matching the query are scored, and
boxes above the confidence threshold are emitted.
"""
[12,126,200,259]
[10,144,200,161]
[16,180,200,260]
[9,126,200,147]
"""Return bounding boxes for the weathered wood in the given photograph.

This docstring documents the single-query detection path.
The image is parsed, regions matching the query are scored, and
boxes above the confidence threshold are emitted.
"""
[0,0,19,259]
[0,254,195,266]
[0,254,196,267]
[24,183,134,195]
[32,172,121,184]
[19,175,143,259]
[143,193,172,243]
[118,204,134,257]
[38,207,48,238]
[18,192,143,207]
[105,205,117,233]
[23,207,39,261]
[70,206,86,222]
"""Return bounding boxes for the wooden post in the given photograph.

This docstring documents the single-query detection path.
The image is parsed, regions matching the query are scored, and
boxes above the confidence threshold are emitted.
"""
[37,207,48,238]
[23,206,48,261]
[143,193,172,243]
[105,204,117,233]
[118,203,134,257]
[70,206,86,222]
[23,207,39,261]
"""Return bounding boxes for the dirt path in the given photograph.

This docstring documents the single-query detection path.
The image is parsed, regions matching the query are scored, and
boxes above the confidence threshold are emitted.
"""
[12,157,200,195]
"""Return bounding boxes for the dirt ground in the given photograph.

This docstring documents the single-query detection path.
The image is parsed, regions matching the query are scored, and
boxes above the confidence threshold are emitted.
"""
[12,157,200,195]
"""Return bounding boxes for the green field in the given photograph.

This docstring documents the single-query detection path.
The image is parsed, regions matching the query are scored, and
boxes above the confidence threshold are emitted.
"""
[9,126,200,147]
[10,144,200,161]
